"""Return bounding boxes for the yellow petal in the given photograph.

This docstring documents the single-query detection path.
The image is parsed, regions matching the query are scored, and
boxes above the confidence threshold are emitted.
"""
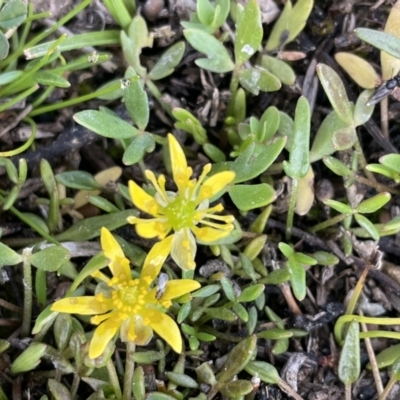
[168,134,191,193]
[197,171,235,201]
[162,279,201,300]
[51,296,111,315]
[149,311,182,353]
[171,228,196,270]
[100,228,131,280]
[134,220,171,239]
[141,235,173,281]
[191,226,232,243]
[128,180,159,216]
[127,317,153,345]
[89,318,120,359]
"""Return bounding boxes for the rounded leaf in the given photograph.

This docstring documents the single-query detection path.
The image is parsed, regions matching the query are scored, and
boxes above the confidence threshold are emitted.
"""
[229,183,275,210]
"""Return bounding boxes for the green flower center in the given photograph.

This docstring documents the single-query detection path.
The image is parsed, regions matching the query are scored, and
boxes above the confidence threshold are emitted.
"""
[163,196,197,231]
[112,280,149,314]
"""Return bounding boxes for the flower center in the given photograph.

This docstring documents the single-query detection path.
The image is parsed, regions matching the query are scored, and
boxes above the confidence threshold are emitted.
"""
[112,280,148,314]
[163,196,197,231]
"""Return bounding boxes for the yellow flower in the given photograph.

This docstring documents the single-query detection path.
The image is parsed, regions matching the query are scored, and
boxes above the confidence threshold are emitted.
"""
[51,227,201,359]
[128,134,235,270]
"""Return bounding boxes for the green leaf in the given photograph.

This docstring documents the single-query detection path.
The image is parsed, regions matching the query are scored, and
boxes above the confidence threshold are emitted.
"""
[260,55,296,85]
[278,242,294,258]
[237,284,265,302]
[368,163,400,181]
[367,344,400,370]
[245,361,280,384]
[74,109,138,139]
[217,335,256,383]
[165,372,199,389]
[0,0,26,29]
[283,96,310,178]
[172,107,208,145]
[231,138,286,182]
[266,0,313,51]
[324,199,353,214]
[30,246,71,272]
[0,30,9,60]
[68,253,109,294]
[10,343,47,374]
[355,28,400,60]
[317,63,353,126]
[211,0,230,30]
[323,156,352,177]
[124,68,149,130]
[122,133,156,165]
[294,252,317,265]
[203,143,226,162]
[312,251,339,265]
[235,0,262,66]
[354,214,379,241]
[355,192,391,214]
[380,154,400,173]
[287,259,306,300]
[220,277,236,302]
[218,380,253,397]
[24,31,120,59]
[56,210,138,242]
[148,42,186,80]
[204,306,237,321]
[34,71,70,88]
[262,269,290,284]
[183,29,234,73]
[229,183,275,210]
[197,0,215,25]
[310,110,347,162]
[353,89,374,126]
[260,106,280,141]
[56,171,101,190]
[257,328,293,340]
[338,321,360,384]
[0,242,22,267]
[0,70,22,85]
[238,67,281,95]
[192,284,220,298]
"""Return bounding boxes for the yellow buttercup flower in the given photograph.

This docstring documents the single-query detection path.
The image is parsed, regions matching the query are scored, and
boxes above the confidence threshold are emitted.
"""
[51,227,201,359]
[128,134,235,271]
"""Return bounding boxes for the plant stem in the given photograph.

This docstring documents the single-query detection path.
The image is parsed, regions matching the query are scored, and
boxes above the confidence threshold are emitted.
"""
[286,177,298,241]
[355,175,400,195]
[345,384,351,400]
[378,376,396,400]
[309,213,348,233]
[122,342,136,400]
[21,249,33,337]
[360,311,383,395]
[107,358,122,400]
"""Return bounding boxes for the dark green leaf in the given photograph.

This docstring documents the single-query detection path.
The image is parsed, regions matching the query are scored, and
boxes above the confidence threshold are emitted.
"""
[234,0,262,66]
[183,29,234,73]
[0,0,27,29]
[149,42,186,80]
[245,361,280,384]
[56,171,101,190]
[122,133,156,165]
[124,68,149,130]
[217,335,256,382]
[74,110,138,139]
[229,183,275,210]
[355,28,400,60]
[238,67,281,95]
